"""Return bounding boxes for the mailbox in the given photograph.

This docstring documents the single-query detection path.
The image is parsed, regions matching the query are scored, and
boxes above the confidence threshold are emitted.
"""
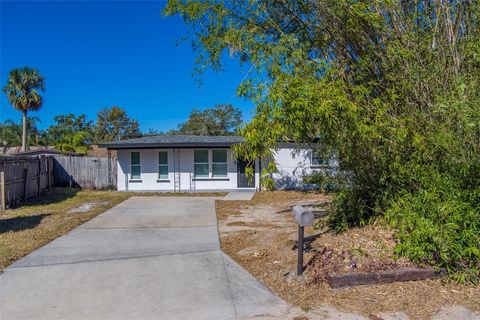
[292,205,314,227]
[292,205,313,275]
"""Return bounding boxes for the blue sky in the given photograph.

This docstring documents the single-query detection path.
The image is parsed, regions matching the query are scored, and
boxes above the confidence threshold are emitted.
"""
[0,1,254,132]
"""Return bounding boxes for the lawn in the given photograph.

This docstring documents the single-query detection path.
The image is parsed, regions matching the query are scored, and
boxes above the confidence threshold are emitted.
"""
[215,191,480,319]
[0,188,225,272]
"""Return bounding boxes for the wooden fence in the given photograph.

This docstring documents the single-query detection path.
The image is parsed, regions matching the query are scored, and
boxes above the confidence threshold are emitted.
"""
[52,155,117,189]
[0,155,117,209]
[0,156,54,209]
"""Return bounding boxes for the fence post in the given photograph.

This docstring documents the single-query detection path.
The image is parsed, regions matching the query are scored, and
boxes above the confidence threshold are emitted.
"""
[23,165,28,202]
[37,157,41,196]
[1,172,5,210]
[46,157,50,191]
[50,157,54,189]
[107,149,111,188]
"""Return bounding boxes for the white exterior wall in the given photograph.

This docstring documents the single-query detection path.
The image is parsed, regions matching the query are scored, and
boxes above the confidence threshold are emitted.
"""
[116,148,260,191]
[272,146,335,189]
[115,145,333,191]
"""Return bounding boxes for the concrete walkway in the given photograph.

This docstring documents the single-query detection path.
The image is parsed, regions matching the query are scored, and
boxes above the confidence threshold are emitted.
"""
[0,197,287,320]
[223,191,256,201]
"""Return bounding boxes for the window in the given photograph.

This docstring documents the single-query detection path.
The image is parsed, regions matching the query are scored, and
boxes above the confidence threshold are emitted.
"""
[311,150,328,167]
[131,152,141,180]
[212,149,227,177]
[194,150,209,177]
[158,151,169,180]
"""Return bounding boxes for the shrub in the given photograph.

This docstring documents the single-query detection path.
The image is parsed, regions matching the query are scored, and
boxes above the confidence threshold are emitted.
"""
[384,169,480,283]
[302,170,339,192]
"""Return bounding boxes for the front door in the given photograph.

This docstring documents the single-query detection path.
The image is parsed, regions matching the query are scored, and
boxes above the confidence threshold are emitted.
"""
[237,159,255,188]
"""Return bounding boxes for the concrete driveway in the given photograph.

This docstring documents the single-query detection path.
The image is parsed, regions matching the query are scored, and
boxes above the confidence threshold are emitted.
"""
[0,197,287,320]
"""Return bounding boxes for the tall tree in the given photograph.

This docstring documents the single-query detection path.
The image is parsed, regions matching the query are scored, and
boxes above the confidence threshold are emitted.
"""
[0,120,21,153]
[54,131,91,154]
[143,128,163,136]
[0,117,42,153]
[44,114,94,153]
[176,104,242,135]
[2,67,45,151]
[95,106,141,142]
[166,1,480,281]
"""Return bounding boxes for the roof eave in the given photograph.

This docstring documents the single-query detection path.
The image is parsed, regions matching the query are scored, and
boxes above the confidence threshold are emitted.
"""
[98,142,241,150]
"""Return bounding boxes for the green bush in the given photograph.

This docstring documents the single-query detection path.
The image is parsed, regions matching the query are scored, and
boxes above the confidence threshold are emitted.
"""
[384,170,480,283]
[303,170,340,192]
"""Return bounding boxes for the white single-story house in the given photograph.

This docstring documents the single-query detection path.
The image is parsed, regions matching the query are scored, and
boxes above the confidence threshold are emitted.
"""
[99,135,332,191]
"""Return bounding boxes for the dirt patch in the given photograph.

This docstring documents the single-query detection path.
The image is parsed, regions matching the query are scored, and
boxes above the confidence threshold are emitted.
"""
[227,221,249,226]
[68,201,109,213]
[215,191,480,320]
[305,224,418,285]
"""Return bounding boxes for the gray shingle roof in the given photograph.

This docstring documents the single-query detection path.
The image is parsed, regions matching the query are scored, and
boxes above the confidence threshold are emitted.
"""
[98,135,244,149]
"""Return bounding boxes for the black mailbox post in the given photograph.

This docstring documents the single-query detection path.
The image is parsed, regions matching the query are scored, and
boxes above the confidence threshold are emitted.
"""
[292,205,314,275]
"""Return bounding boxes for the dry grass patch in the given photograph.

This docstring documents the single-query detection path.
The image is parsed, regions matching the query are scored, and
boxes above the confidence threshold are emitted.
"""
[0,188,226,271]
[0,188,130,271]
[216,191,480,319]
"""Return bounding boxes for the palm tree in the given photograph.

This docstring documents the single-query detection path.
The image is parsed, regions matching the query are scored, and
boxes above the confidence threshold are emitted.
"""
[2,67,46,151]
